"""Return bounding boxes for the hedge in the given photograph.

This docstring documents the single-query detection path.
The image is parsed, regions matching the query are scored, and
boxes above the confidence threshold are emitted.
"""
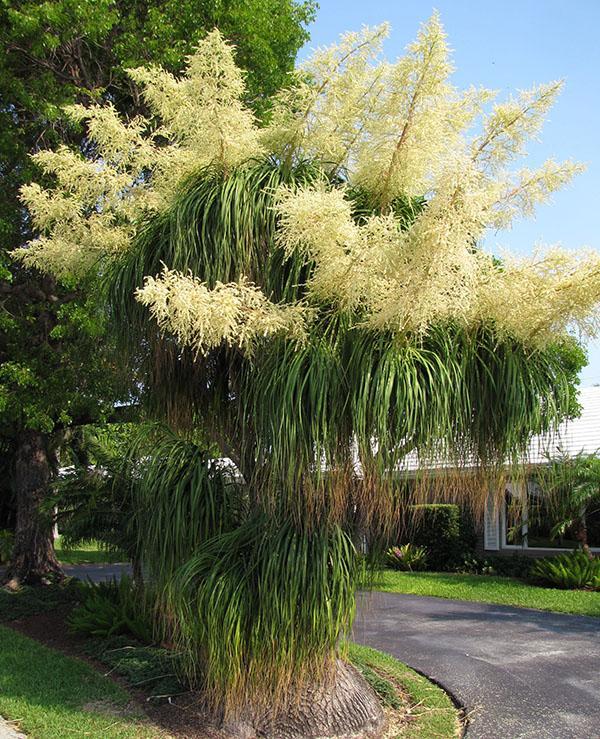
[400,504,475,570]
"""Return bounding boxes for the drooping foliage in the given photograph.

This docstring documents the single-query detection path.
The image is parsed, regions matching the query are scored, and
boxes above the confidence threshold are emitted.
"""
[16,14,596,717]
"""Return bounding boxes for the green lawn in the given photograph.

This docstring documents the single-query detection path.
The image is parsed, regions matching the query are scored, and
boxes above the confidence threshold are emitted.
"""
[0,626,161,738]
[375,570,600,617]
[54,537,125,565]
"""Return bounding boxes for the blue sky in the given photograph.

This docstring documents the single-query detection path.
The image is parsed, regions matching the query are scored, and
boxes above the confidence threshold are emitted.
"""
[300,1,600,385]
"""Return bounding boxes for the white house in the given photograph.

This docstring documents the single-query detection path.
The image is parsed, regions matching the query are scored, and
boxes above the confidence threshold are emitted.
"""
[482,386,600,556]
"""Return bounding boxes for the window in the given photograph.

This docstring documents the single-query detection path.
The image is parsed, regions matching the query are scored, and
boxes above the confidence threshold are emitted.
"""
[501,483,527,548]
[500,477,600,551]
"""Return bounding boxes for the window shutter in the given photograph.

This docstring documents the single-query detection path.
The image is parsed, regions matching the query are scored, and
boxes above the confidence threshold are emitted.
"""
[484,491,500,551]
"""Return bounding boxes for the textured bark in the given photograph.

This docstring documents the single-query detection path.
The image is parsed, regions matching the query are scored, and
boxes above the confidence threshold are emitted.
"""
[225,660,386,739]
[4,430,64,587]
[575,518,593,559]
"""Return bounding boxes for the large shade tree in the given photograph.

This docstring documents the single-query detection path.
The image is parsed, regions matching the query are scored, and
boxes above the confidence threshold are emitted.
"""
[17,14,600,735]
[0,0,315,586]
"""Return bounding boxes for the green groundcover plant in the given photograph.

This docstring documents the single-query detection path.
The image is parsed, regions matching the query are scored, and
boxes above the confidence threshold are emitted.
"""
[15,11,600,735]
[376,570,600,617]
[0,625,159,739]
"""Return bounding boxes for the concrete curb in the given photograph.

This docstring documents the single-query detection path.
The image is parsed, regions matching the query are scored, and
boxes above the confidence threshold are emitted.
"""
[0,717,26,739]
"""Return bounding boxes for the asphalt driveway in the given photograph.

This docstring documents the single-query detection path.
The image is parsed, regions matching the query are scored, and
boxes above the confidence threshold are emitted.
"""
[353,591,600,739]
[63,562,131,582]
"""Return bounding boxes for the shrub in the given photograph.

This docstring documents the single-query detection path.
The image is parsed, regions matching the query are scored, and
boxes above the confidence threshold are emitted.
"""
[486,553,534,578]
[457,507,478,552]
[386,544,428,571]
[456,552,534,578]
[529,550,600,590]
[404,504,463,570]
[0,530,13,564]
[69,576,154,642]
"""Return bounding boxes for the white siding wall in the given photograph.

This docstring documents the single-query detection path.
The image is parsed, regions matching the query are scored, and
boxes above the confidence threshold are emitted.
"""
[484,491,500,551]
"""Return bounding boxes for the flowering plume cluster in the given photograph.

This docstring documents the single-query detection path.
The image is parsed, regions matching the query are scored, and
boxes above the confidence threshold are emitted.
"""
[136,267,308,355]
[128,30,263,173]
[15,14,600,350]
[270,14,597,345]
[478,249,600,344]
[15,30,262,279]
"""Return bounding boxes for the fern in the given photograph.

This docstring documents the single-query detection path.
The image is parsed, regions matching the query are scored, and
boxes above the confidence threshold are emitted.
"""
[69,577,154,643]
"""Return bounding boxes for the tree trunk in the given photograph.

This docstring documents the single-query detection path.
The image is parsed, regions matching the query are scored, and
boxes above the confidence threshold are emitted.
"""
[575,516,592,560]
[3,430,64,587]
[224,659,385,739]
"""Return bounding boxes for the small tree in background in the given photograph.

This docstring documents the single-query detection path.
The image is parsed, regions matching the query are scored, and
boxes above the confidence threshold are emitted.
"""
[16,14,600,735]
[537,451,600,557]
[48,425,142,570]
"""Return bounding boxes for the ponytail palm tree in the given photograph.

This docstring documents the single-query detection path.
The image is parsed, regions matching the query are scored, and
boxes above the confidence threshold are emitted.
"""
[17,14,599,735]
